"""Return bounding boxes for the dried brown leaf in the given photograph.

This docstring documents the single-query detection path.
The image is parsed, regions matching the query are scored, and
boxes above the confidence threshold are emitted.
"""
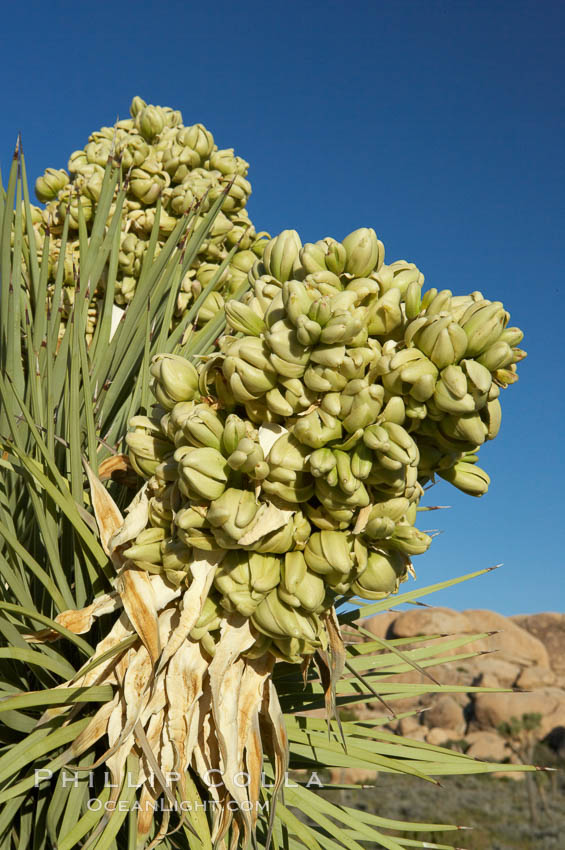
[157,551,222,673]
[63,694,119,765]
[109,484,150,552]
[23,591,121,643]
[262,679,289,849]
[209,618,256,844]
[118,563,161,668]
[149,573,184,611]
[353,504,372,535]
[258,424,288,457]
[238,503,294,547]
[240,656,274,833]
[98,453,130,481]
[165,639,208,790]
[85,461,124,561]
[317,606,347,747]
[55,592,121,635]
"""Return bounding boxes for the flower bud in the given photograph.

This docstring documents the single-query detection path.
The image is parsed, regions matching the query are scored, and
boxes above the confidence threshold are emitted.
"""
[136,105,166,140]
[178,447,229,500]
[292,409,343,449]
[279,552,326,612]
[35,168,70,203]
[376,260,424,296]
[438,459,490,496]
[129,167,168,205]
[304,531,354,575]
[342,227,381,277]
[299,242,328,274]
[262,230,302,283]
[225,300,265,336]
[207,488,261,544]
[350,550,409,599]
[176,123,214,161]
[150,354,198,409]
[325,239,347,275]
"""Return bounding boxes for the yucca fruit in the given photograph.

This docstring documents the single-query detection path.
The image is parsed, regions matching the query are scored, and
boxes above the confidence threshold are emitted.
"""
[1,105,530,847]
[24,218,526,848]
[26,96,269,344]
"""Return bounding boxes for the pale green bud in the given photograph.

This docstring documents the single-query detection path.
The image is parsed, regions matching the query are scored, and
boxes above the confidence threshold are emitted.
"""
[315,476,370,511]
[299,242,328,274]
[438,459,490,496]
[251,591,320,642]
[176,124,214,160]
[325,239,347,275]
[481,398,502,440]
[460,301,508,357]
[261,476,314,504]
[350,549,409,599]
[262,388,292,417]
[265,322,311,377]
[295,315,322,346]
[225,300,265,336]
[364,516,396,539]
[309,448,337,478]
[120,134,150,169]
[376,260,424,296]
[162,142,200,182]
[243,513,304,554]
[190,595,223,640]
[57,191,93,230]
[262,230,302,282]
[197,292,224,325]
[129,167,167,204]
[67,149,89,174]
[221,414,248,456]
[207,488,261,543]
[407,315,468,370]
[182,404,224,451]
[126,431,174,479]
[498,326,524,347]
[223,351,277,401]
[350,442,373,480]
[150,354,198,409]
[161,539,192,572]
[366,288,403,336]
[209,148,248,176]
[385,524,432,556]
[345,276,380,305]
[35,168,70,203]
[304,531,354,575]
[130,96,147,117]
[178,447,229,500]
[136,104,166,140]
[292,409,343,449]
[227,436,269,480]
[282,280,313,325]
[404,280,423,320]
[440,412,488,446]
[170,182,196,214]
[174,505,208,530]
[342,227,381,277]
[476,340,514,371]
[279,552,326,612]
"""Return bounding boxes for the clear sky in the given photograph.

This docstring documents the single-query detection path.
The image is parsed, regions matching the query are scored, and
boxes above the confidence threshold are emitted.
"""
[2,0,563,615]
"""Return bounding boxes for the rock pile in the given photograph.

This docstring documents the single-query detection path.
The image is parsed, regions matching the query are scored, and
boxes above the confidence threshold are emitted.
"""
[356,608,565,763]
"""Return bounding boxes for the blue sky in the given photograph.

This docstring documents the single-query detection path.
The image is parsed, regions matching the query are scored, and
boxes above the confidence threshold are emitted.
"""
[2,0,563,614]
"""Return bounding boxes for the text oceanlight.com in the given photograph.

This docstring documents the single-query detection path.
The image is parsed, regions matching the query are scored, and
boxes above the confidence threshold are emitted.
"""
[88,800,269,813]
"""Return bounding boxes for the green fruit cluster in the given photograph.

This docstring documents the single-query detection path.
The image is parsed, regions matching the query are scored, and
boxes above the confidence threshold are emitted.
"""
[125,226,525,664]
[28,96,268,342]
